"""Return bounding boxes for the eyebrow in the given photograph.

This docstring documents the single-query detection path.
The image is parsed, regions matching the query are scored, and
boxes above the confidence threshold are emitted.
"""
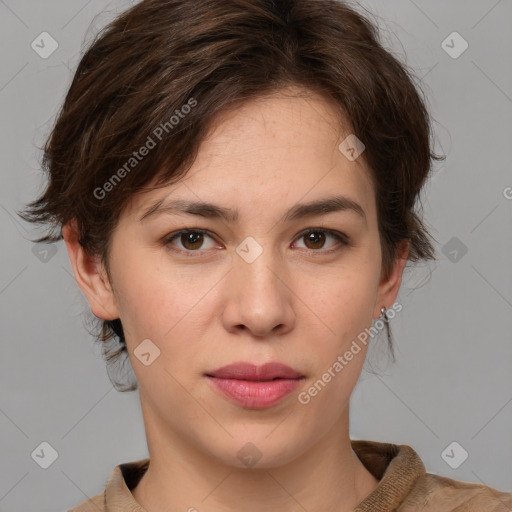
[139,195,367,224]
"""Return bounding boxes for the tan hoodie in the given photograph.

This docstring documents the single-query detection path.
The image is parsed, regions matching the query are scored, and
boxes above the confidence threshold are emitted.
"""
[68,439,512,512]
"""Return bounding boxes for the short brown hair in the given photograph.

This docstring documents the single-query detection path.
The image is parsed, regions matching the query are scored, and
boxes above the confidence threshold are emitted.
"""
[19,0,443,391]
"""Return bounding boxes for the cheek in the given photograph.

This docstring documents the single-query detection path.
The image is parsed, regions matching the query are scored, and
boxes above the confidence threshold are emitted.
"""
[290,256,380,403]
[301,261,379,341]
[110,247,220,347]
[113,262,210,393]
[296,273,376,410]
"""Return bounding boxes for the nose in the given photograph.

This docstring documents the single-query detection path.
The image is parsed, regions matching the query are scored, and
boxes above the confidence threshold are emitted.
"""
[221,245,295,338]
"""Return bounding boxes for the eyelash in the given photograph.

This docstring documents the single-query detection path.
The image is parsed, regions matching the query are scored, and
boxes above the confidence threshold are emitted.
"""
[161,228,350,257]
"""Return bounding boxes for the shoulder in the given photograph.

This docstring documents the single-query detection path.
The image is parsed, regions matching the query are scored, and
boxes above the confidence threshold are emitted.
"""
[65,458,149,512]
[67,492,105,512]
[351,439,511,512]
[401,472,512,511]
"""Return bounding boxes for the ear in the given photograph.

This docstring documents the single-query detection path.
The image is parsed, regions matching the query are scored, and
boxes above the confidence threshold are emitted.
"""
[373,239,409,319]
[62,220,119,320]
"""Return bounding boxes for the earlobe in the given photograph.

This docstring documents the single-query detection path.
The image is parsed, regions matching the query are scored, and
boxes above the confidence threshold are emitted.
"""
[62,220,119,321]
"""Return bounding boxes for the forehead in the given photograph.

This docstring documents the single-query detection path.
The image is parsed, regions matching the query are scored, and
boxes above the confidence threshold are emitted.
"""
[124,88,376,224]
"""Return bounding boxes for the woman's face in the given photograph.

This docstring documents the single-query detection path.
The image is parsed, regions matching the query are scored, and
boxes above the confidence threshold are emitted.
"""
[69,87,407,468]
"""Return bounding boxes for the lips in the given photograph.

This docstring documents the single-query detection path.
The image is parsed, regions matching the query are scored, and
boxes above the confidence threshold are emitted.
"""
[205,362,305,409]
[206,361,304,381]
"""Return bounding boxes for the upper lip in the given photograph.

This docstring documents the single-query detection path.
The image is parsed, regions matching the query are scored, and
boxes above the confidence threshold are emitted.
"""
[206,362,304,381]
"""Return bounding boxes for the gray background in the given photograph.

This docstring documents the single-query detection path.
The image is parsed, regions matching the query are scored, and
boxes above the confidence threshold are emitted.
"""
[1,1,511,511]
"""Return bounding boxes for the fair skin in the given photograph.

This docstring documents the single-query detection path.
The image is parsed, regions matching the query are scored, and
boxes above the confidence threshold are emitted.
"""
[63,87,409,512]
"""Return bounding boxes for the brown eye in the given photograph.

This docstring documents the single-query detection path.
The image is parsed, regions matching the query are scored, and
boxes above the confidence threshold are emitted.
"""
[180,231,204,250]
[294,229,348,252]
[303,231,327,250]
[164,229,217,253]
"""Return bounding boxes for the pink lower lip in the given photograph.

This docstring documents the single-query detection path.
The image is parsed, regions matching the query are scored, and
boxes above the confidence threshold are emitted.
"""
[207,376,304,409]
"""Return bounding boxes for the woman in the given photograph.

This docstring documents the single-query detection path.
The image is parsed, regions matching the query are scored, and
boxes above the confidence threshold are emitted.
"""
[20,0,512,510]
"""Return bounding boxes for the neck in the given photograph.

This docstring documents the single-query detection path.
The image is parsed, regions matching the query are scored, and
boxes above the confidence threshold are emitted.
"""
[132,402,379,512]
